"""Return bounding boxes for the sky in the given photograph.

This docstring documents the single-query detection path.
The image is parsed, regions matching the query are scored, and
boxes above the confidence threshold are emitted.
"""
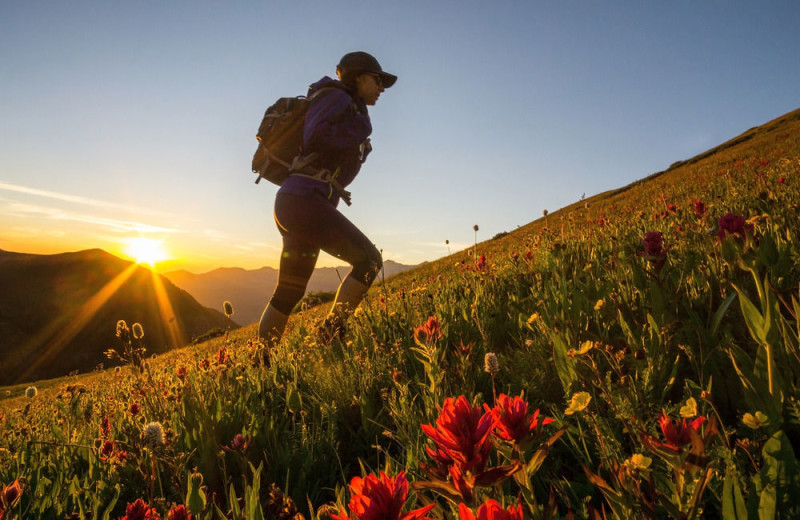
[1,1,799,274]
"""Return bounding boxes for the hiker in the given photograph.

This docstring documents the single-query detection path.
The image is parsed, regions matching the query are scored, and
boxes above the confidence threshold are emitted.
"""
[258,51,397,345]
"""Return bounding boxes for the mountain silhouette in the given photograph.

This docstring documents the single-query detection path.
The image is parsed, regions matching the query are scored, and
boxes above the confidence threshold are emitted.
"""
[163,259,420,326]
[0,248,234,385]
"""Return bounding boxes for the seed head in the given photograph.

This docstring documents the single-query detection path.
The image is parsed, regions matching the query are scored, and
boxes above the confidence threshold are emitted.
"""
[223,300,234,317]
[132,322,144,339]
[25,386,37,398]
[143,421,164,447]
[484,352,499,376]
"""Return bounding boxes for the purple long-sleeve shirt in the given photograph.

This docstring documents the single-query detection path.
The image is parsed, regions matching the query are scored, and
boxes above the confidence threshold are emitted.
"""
[278,76,372,206]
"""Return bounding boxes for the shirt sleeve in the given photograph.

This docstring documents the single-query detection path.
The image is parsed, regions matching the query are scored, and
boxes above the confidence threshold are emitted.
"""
[303,89,372,154]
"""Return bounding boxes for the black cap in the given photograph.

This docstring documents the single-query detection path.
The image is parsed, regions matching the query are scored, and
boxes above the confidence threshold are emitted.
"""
[337,51,397,88]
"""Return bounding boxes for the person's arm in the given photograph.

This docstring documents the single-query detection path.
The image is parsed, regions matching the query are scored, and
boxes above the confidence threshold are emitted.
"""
[304,89,372,154]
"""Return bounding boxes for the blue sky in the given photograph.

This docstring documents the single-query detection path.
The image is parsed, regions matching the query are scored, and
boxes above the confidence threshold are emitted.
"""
[1,1,798,272]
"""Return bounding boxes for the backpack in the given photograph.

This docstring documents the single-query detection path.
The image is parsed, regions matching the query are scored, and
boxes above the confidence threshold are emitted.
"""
[251,85,345,185]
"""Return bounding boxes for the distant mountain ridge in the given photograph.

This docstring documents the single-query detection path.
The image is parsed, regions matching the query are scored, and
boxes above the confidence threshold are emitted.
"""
[0,249,233,385]
[163,260,420,326]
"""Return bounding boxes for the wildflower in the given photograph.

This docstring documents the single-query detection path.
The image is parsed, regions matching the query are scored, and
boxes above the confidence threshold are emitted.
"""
[200,358,210,370]
[176,365,188,380]
[576,340,595,355]
[143,422,165,447]
[476,254,487,271]
[122,498,160,520]
[100,440,115,460]
[526,312,540,325]
[421,396,495,474]
[129,402,141,415]
[473,224,479,232]
[132,322,144,339]
[593,299,604,311]
[458,499,524,520]
[484,353,499,376]
[718,212,753,240]
[216,346,229,365]
[680,397,698,418]
[743,411,769,429]
[331,470,436,520]
[222,300,234,317]
[638,231,668,272]
[524,250,533,262]
[413,316,442,345]
[223,433,250,453]
[565,392,591,415]
[487,393,554,444]
[116,320,130,340]
[777,176,786,184]
[25,386,37,398]
[691,199,706,219]
[666,203,677,212]
[542,209,548,216]
[623,453,652,472]
[167,504,191,520]
[1,480,22,510]
[657,412,706,450]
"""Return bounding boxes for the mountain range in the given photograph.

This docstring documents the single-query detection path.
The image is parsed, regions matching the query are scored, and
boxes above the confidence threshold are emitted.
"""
[162,259,420,326]
[0,249,233,385]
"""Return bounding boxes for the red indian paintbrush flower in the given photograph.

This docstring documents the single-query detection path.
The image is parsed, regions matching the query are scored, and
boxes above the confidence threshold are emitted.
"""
[638,231,669,272]
[1,480,22,510]
[658,412,706,450]
[717,213,753,240]
[122,498,161,520]
[414,317,442,345]
[167,504,192,520]
[691,199,706,219]
[486,393,555,445]
[458,499,524,520]
[421,396,495,474]
[331,471,436,520]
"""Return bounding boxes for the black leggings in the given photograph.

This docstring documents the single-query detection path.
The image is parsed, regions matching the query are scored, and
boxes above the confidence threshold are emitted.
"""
[268,192,382,315]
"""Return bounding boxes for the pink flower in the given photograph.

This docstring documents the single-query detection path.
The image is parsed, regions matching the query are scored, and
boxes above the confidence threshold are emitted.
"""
[331,471,436,520]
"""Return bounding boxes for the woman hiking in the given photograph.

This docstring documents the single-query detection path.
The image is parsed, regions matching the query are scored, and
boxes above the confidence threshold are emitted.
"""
[258,51,397,346]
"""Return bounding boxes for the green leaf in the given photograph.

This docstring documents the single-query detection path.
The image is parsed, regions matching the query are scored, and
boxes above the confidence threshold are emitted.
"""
[711,292,738,338]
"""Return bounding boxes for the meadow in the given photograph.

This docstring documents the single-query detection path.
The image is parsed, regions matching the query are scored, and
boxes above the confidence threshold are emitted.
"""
[1,108,800,519]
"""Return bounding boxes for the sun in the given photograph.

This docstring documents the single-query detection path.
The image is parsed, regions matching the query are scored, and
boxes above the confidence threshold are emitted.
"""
[124,237,169,267]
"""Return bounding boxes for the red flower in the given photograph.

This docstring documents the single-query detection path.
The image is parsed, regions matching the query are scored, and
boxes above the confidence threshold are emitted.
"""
[778,176,786,184]
[657,413,706,450]
[176,366,188,380]
[1,480,22,510]
[100,440,115,459]
[414,316,442,345]
[100,416,112,438]
[200,358,210,370]
[458,499,524,520]
[476,255,487,271]
[666,203,677,212]
[331,471,436,520]
[122,498,161,520]
[487,393,554,445]
[691,199,706,219]
[216,346,229,365]
[167,504,192,520]
[129,402,141,416]
[421,396,495,474]
[717,213,753,240]
[638,231,668,272]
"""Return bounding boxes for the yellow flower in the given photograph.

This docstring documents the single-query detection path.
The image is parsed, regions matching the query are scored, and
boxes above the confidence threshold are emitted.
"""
[594,299,604,311]
[527,312,541,324]
[625,453,652,471]
[576,340,594,355]
[743,411,769,429]
[680,397,698,418]
[565,392,591,415]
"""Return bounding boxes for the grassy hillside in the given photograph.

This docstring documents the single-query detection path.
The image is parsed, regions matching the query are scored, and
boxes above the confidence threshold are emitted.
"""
[0,249,234,385]
[1,107,799,519]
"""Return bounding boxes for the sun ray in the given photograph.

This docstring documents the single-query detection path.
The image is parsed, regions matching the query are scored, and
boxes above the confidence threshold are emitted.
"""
[150,268,185,348]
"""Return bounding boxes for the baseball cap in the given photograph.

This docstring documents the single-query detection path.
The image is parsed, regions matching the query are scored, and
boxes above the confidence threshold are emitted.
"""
[337,51,397,88]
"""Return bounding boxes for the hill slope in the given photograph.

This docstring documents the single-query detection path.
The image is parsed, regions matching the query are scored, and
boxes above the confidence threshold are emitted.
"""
[0,249,234,385]
[164,259,419,326]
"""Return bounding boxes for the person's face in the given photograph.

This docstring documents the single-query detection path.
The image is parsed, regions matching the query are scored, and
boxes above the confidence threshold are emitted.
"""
[355,72,385,105]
